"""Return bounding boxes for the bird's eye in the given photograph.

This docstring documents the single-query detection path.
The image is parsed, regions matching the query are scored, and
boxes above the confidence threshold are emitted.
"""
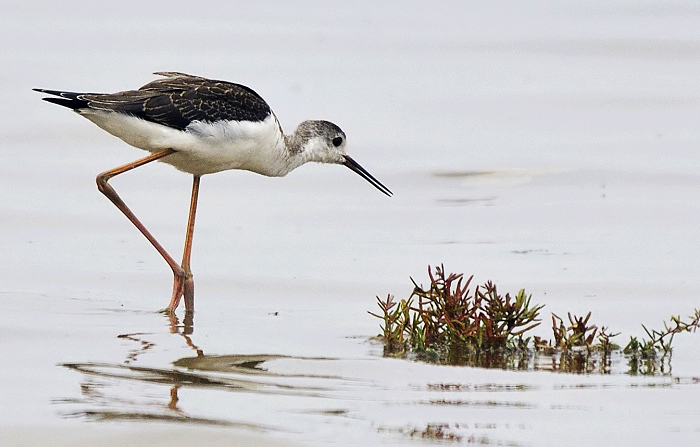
[332,136,343,147]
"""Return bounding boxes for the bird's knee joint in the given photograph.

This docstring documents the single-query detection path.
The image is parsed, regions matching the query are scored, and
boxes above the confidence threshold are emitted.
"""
[173,266,187,279]
[96,173,111,191]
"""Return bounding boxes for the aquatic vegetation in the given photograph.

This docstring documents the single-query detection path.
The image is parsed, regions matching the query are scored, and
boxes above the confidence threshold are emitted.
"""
[369,266,543,368]
[623,309,700,375]
[408,423,463,442]
[370,265,699,375]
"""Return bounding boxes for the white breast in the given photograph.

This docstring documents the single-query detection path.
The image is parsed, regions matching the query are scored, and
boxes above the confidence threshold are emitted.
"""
[79,109,292,176]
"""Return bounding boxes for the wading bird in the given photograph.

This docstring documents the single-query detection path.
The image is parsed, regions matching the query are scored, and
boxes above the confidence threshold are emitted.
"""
[34,72,391,313]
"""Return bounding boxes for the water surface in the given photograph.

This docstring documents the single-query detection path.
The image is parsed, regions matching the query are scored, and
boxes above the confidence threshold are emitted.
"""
[2,1,700,445]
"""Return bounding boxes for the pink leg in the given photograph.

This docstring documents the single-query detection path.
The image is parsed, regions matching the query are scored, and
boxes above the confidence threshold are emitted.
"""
[96,149,198,313]
[167,175,200,313]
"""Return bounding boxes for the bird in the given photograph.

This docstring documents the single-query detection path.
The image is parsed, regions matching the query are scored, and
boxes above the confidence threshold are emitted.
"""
[34,72,392,314]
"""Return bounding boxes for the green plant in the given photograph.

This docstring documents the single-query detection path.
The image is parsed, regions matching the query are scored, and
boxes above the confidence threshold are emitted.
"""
[623,309,700,375]
[370,265,544,365]
[551,312,597,351]
[370,265,698,375]
[368,295,413,354]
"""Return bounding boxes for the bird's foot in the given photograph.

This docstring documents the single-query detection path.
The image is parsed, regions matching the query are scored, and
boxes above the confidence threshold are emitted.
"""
[166,272,194,314]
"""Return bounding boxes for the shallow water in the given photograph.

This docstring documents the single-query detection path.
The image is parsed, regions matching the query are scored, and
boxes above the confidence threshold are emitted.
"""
[2,1,700,445]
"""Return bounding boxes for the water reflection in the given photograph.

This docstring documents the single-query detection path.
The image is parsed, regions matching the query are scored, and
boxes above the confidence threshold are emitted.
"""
[386,343,673,376]
[54,315,697,446]
[60,354,334,430]
[57,314,347,431]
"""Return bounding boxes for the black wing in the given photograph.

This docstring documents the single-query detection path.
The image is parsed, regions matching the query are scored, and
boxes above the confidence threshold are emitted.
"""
[34,72,272,130]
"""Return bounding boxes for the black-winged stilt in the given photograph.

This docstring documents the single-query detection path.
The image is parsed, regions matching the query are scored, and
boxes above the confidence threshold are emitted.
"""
[34,72,391,314]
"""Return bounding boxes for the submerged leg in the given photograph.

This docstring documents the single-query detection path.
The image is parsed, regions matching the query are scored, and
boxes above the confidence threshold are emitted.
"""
[96,148,193,312]
[167,175,201,313]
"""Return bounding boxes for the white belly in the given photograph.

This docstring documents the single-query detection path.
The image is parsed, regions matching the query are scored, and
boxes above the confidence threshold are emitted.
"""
[79,110,291,176]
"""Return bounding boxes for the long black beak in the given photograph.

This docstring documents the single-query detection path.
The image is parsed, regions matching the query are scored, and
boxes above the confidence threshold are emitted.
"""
[343,155,392,197]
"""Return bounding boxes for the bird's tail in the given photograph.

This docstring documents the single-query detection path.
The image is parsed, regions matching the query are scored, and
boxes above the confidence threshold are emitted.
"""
[33,88,90,110]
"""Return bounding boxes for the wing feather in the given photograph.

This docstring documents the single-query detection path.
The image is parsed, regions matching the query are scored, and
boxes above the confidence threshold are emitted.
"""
[78,73,272,130]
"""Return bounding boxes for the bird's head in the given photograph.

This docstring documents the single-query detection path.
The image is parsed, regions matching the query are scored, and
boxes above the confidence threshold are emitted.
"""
[294,120,392,196]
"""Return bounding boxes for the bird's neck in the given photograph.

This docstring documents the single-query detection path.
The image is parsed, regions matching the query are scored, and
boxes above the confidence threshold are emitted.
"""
[279,121,339,175]
[282,131,321,167]
[283,132,305,157]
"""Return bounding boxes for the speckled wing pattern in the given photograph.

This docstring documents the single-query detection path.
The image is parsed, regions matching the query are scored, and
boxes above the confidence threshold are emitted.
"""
[82,72,272,130]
